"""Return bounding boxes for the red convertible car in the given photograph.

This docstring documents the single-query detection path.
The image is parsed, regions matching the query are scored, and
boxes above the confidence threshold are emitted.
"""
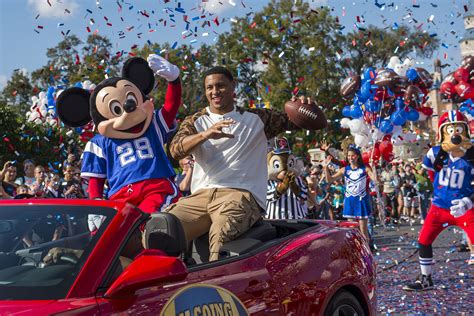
[0,199,376,315]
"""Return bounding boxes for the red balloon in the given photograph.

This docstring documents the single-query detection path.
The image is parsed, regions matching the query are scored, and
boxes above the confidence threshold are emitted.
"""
[382,134,392,141]
[372,147,381,161]
[382,152,395,162]
[362,151,371,165]
[379,140,393,156]
[440,81,456,97]
[455,81,473,100]
[454,67,470,83]
[419,107,434,117]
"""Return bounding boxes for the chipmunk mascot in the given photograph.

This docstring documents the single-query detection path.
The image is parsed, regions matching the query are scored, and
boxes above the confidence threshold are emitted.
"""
[56,54,182,214]
[265,137,308,219]
[404,110,473,291]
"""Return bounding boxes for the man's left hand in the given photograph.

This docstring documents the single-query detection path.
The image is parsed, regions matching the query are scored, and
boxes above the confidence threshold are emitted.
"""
[450,197,473,218]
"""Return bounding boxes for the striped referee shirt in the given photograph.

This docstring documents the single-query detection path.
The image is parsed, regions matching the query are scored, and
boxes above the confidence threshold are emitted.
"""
[265,176,308,219]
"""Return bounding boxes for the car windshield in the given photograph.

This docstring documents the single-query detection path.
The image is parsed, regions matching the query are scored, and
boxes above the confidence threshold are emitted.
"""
[0,205,114,300]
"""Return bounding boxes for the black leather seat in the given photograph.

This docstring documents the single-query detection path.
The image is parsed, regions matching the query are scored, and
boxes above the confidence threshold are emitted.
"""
[192,219,277,263]
[236,219,277,242]
[143,213,187,257]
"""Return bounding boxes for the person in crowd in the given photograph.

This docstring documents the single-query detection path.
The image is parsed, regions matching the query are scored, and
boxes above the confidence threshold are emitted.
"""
[382,163,399,224]
[324,145,376,242]
[330,179,345,220]
[305,166,320,218]
[175,155,194,196]
[413,164,433,223]
[165,66,313,261]
[31,165,47,198]
[2,161,18,198]
[44,173,64,198]
[14,159,36,188]
[400,164,418,223]
[15,184,30,196]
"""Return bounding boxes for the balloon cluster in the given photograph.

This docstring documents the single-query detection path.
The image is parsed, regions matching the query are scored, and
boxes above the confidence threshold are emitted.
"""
[440,56,474,103]
[26,80,96,141]
[339,56,434,163]
[459,99,474,118]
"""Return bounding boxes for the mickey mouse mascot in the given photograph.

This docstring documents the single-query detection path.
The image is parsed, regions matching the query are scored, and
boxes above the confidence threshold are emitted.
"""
[57,55,182,213]
[404,110,473,291]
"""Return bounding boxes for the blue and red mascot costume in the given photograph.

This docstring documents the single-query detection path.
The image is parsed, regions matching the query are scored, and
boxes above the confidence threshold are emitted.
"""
[404,110,473,291]
[57,55,182,214]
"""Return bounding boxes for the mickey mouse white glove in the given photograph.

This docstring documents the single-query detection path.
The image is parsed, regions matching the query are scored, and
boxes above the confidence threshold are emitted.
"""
[147,54,180,82]
[450,197,473,218]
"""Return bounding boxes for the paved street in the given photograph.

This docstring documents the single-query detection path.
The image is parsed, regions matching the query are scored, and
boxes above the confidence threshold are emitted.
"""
[373,222,473,314]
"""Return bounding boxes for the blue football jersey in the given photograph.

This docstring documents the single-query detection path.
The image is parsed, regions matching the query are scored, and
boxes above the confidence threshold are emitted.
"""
[423,146,474,209]
[81,109,176,197]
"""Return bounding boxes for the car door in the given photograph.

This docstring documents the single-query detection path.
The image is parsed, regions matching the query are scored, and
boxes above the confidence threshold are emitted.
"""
[97,253,280,315]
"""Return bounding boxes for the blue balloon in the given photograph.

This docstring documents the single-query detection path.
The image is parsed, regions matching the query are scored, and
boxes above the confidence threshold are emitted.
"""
[74,82,83,88]
[362,67,376,82]
[380,119,394,133]
[360,81,375,100]
[342,105,352,117]
[406,68,418,82]
[394,97,405,109]
[406,108,420,121]
[391,110,407,126]
[350,106,363,119]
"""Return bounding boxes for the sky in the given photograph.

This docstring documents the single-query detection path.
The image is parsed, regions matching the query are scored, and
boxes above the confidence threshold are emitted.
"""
[0,0,472,90]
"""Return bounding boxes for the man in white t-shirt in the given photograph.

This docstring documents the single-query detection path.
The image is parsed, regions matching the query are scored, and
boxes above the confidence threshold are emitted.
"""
[167,66,310,261]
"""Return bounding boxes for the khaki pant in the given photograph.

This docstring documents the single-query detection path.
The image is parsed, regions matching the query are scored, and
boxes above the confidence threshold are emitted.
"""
[165,188,262,261]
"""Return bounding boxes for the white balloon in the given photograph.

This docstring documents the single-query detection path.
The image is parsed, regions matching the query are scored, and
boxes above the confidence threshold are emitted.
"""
[89,83,96,90]
[388,56,401,69]
[371,128,384,142]
[349,118,365,134]
[340,118,351,129]
[354,133,369,147]
[38,92,46,99]
[31,96,39,103]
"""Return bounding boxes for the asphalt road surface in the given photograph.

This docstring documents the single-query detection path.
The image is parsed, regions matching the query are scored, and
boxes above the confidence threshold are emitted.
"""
[373,221,473,314]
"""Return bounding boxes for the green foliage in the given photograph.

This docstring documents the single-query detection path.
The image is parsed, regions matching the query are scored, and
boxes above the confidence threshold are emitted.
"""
[0,101,80,170]
[340,25,439,75]
[1,70,33,113]
[0,0,441,160]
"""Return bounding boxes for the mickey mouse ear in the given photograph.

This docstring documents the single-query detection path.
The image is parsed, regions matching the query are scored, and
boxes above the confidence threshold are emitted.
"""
[56,87,92,127]
[122,57,155,95]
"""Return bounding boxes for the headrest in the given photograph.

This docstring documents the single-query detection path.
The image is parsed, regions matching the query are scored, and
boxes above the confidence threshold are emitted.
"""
[143,213,187,257]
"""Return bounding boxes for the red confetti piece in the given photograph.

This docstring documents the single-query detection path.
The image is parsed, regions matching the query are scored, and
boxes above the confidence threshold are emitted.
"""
[86,26,91,33]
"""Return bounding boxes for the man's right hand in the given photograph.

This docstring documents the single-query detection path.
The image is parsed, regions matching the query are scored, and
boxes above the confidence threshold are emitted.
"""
[201,119,235,140]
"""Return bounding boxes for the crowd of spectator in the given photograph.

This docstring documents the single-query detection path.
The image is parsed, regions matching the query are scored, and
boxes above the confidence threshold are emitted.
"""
[1,145,433,232]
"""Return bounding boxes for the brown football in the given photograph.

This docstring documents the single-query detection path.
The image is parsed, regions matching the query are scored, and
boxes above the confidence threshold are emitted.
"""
[284,99,328,130]
[340,75,361,98]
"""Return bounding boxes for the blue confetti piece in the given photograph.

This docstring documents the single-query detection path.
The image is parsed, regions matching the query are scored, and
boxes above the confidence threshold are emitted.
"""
[442,43,449,49]
[86,9,92,14]
[172,41,178,49]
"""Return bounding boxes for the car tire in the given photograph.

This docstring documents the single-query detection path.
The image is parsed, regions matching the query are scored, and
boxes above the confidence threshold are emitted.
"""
[323,290,365,316]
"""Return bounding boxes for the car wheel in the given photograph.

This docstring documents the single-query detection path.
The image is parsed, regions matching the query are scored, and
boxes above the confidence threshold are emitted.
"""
[324,290,365,316]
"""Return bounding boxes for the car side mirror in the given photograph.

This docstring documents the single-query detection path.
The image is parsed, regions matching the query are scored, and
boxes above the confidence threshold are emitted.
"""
[105,250,188,298]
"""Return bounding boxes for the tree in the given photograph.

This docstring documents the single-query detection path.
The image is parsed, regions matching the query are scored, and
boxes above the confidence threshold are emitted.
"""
[31,35,83,89]
[215,0,345,154]
[1,70,33,112]
[340,25,439,76]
